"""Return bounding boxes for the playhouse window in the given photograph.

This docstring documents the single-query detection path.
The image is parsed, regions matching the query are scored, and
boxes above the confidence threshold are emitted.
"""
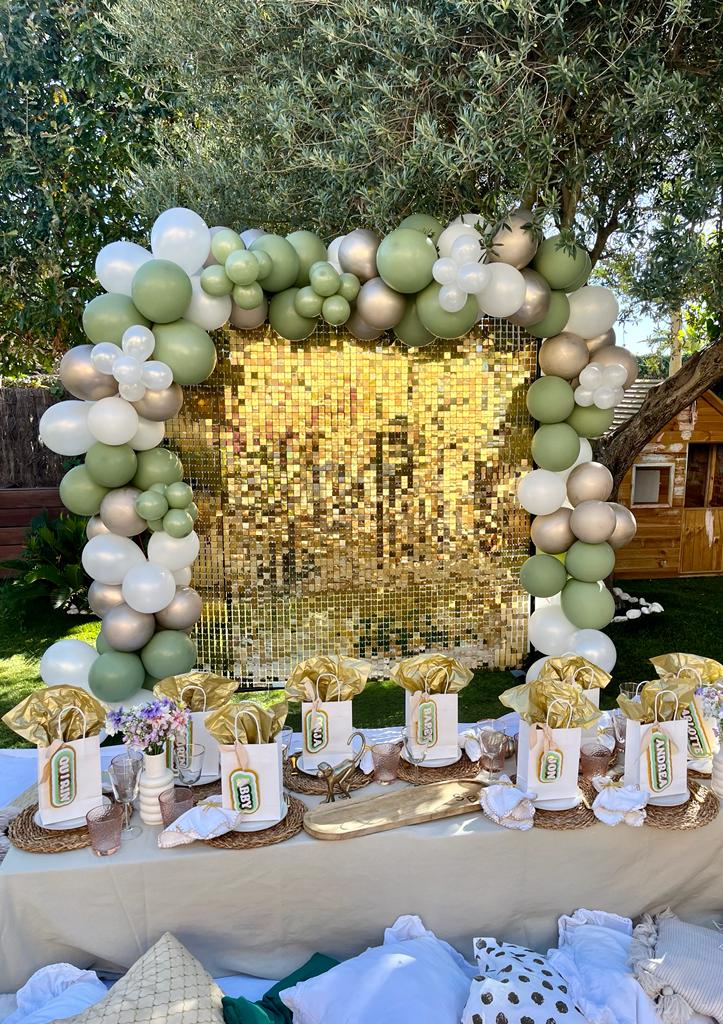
[686,443,723,507]
[631,464,673,506]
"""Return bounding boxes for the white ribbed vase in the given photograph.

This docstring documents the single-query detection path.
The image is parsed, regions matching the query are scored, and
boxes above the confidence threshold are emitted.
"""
[711,748,723,801]
[139,752,175,825]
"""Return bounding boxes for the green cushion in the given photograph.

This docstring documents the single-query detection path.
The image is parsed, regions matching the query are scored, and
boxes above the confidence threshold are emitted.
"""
[222,953,339,1024]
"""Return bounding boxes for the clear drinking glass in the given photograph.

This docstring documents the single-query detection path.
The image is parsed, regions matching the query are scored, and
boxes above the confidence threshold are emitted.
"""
[401,727,427,784]
[159,786,194,828]
[280,728,294,762]
[369,740,403,785]
[579,740,614,780]
[477,729,507,783]
[175,743,205,786]
[618,681,640,701]
[611,709,628,753]
[108,753,143,839]
[86,802,123,856]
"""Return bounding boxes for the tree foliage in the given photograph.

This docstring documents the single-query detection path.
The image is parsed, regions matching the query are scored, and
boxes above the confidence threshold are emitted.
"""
[0,0,176,376]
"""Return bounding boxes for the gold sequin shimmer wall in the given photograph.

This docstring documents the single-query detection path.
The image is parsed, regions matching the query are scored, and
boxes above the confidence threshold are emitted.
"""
[166,320,535,684]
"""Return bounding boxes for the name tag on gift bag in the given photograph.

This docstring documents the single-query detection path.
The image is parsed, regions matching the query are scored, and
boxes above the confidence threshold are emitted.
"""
[301,672,354,770]
[37,706,103,827]
[517,700,582,810]
[220,707,285,828]
[623,690,689,806]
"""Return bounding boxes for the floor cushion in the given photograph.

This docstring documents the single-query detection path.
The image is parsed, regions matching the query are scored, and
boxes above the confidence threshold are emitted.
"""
[222,954,339,1024]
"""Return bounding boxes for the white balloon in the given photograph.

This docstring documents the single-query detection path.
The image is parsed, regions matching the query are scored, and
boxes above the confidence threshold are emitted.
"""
[456,262,490,294]
[82,534,145,584]
[476,263,526,318]
[600,363,628,388]
[151,207,211,275]
[40,639,98,690]
[87,396,139,445]
[121,325,155,361]
[130,415,166,451]
[327,235,344,272]
[565,286,619,339]
[140,360,173,391]
[568,628,617,673]
[39,400,94,456]
[525,655,551,683]
[147,530,200,571]
[112,355,143,386]
[517,469,566,515]
[241,228,265,247]
[86,515,111,540]
[594,385,624,410]
[528,606,577,656]
[122,561,177,614]
[90,342,121,375]
[95,241,152,296]
[451,212,488,230]
[184,275,232,331]
[172,566,193,586]
[432,257,457,285]
[574,387,595,407]
[578,364,603,389]
[437,223,481,259]
[119,381,146,402]
[450,234,482,265]
[438,283,467,313]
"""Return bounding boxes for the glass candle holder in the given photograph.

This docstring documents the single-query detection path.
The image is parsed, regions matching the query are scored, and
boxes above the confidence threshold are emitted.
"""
[86,802,123,857]
[370,741,403,785]
[159,786,195,828]
[580,741,614,780]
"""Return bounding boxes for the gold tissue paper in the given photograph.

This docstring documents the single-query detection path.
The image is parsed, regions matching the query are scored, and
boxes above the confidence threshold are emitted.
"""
[537,654,611,692]
[649,653,723,688]
[2,686,106,746]
[617,677,696,723]
[205,700,288,744]
[285,655,371,703]
[154,671,238,712]
[499,677,601,729]
[390,652,473,695]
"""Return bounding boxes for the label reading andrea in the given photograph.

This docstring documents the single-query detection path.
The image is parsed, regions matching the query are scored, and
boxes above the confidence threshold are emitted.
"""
[304,709,329,753]
[681,702,712,759]
[229,767,260,814]
[416,699,438,747]
[538,748,563,784]
[647,729,672,791]
[50,745,77,807]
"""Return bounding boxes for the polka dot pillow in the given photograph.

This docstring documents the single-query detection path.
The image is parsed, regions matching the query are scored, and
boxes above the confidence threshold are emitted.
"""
[461,938,586,1024]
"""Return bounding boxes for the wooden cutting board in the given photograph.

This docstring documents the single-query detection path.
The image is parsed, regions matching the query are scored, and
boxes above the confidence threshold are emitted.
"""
[303,779,483,840]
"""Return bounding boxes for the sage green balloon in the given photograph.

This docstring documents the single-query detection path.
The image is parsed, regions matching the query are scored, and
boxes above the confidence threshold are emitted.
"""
[253,250,273,281]
[309,261,341,297]
[376,228,436,294]
[135,489,168,520]
[533,235,590,291]
[165,481,193,509]
[565,251,592,293]
[232,282,264,310]
[294,286,324,318]
[200,265,234,296]
[88,651,145,702]
[82,294,149,345]
[322,294,350,326]
[96,631,113,654]
[565,541,616,583]
[85,443,138,488]
[188,501,199,522]
[163,508,194,537]
[566,404,614,438]
[526,291,570,339]
[143,673,161,691]
[147,518,165,532]
[393,299,435,347]
[398,213,443,243]
[286,230,327,286]
[151,319,217,386]
[149,482,168,494]
[416,281,477,339]
[59,465,109,516]
[269,289,317,341]
[561,579,615,629]
[520,553,567,597]
[531,423,580,472]
[133,447,183,491]
[225,249,259,286]
[338,273,361,302]
[141,629,197,678]
[250,234,300,292]
[526,376,575,423]
[210,228,244,264]
[131,260,192,323]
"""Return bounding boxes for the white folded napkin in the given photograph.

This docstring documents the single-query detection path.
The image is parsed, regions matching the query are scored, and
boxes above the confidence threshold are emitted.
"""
[592,776,647,827]
[458,728,483,762]
[158,796,244,847]
[480,773,536,830]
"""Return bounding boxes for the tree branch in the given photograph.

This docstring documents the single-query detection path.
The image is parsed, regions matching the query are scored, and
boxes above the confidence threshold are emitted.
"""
[596,336,723,491]
[589,212,620,265]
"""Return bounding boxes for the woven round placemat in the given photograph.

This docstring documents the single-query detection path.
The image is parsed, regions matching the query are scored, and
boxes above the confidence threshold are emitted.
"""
[8,804,92,854]
[283,761,372,795]
[644,781,719,831]
[204,795,306,849]
[688,766,712,780]
[192,780,222,803]
[508,777,597,831]
[396,752,482,786]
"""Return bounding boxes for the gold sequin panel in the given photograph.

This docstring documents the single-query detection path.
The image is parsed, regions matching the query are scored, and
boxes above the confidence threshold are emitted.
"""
[166,321,535,684]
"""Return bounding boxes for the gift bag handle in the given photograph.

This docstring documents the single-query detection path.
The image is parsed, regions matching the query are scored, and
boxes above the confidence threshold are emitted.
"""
[572,665,596,688]
[233,703,265,743]
[56,704,88,742]
[422,664,452,695]
[653,689,679,724]
[315,671,343,702]
[180,684,208,712]
[546,698,573,729]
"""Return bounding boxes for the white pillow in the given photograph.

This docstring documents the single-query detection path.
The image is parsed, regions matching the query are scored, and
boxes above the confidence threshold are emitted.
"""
[3,964,107,1024]
[280,915,474,1024]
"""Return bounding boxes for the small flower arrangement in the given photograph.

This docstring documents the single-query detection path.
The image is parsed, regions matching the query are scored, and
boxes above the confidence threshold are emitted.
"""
[106,698,189,755]
[697,686,723,735]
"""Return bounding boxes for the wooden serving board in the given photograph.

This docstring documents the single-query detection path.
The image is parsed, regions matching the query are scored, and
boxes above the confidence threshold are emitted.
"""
[303,779,483,840]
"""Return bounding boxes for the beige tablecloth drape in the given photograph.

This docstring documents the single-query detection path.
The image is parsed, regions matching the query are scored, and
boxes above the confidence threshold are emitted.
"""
[1,781,722,991]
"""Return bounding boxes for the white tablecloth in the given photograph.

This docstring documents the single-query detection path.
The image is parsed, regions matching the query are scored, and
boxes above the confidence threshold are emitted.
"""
[2,741,723,992]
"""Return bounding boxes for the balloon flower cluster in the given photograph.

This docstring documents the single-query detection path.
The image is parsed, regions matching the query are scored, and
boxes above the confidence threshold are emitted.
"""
[38,203,638,703]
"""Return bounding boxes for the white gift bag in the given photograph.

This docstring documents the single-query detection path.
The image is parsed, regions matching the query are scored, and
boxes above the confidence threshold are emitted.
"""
[177,683,221,780]
[516,700,582,810]
[623,690,689,806]
[219,708,285,827]
[682,694,718,763]
[301,672,355,770]
[404,689,459,764]
[37,706,103,826]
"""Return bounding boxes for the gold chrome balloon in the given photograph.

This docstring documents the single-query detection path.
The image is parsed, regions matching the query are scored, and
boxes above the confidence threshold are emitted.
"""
[608,502,637,549]
[487,208,539,269]
[88,580,125,617]
[155,586,203,630]
[507,269,551,327]
[59,344,118,401]
[99,487,146,537]
[539,332,589,379]
[346,308,383,341]
[356,277,406,330]
[585,327,615,356]
[132,382,184,422]
[338,229,381,282]
[102,603,156,651]
[530,507,575,554]
[566,462,614,506]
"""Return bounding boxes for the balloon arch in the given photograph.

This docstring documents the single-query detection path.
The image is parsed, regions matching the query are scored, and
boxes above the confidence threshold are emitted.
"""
[38,208,637,700]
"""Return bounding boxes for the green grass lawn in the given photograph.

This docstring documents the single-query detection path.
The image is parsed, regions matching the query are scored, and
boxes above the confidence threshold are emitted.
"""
[1,576,721,747]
